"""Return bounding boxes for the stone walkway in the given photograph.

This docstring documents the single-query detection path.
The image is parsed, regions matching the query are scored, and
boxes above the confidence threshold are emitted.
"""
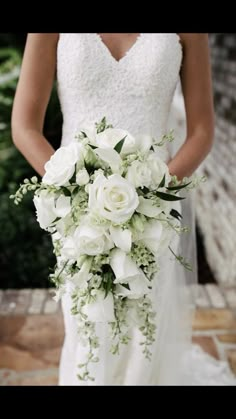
[0,286,236,385]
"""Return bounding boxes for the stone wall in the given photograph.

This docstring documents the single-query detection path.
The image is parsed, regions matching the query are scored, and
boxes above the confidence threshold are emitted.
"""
[196,34,236,285]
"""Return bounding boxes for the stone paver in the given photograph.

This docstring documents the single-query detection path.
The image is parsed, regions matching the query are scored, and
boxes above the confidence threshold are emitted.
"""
[0,314,64,350]
[0,290,19,315]
[0,344,60,371]
[0,368,58,386]
[28,289,47,314]
[192,336,219,359]
[1,286,236,384]
[44,290,60,314]
[227,350,236,375]
[217,334,236,344]
[193,309,236,331]
[14,290,31,315]
[223,288,236,309]
[205,284,226,308]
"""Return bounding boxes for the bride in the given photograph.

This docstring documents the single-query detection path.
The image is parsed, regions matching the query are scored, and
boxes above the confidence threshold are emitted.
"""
[11,33,236,385]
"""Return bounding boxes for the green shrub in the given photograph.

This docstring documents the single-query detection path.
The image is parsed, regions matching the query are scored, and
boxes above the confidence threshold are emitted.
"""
[0,37,62,289]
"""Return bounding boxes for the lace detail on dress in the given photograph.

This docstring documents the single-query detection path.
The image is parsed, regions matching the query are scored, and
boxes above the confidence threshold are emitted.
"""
[57,33,182,148]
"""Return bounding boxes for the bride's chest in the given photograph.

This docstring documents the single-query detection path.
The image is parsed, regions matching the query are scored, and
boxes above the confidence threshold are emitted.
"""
[57,33,182,96]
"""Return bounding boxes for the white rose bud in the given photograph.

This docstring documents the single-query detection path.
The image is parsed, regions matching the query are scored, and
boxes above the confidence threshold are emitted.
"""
[76,168,90,186]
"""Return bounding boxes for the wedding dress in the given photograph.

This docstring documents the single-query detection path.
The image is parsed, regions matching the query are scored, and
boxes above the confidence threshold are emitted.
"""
[56,33,236,385]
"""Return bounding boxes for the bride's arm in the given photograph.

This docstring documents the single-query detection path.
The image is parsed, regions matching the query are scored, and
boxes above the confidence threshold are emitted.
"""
[168,34,214,180]
[11,33,59,177]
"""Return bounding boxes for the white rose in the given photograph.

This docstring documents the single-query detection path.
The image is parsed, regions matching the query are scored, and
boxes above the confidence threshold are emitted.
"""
[147,152,171,189]
[33,191,71,230]
[76,168,90,186]
[74,225,114,256]
[82,290,115,322]
[43,142,84,186]
[126,160,152,188]
[88,173,139,224]
[110,249,150,299]
[96,128,136,155]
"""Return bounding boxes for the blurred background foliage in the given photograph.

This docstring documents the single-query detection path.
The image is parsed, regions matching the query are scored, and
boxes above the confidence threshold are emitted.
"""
[0,33,62,288]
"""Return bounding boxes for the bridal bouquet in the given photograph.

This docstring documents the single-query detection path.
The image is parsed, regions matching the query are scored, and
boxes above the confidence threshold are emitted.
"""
[11,118,203,381]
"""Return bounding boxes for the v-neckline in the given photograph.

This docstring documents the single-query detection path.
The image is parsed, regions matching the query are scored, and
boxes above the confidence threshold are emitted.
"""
[94,33,143,64]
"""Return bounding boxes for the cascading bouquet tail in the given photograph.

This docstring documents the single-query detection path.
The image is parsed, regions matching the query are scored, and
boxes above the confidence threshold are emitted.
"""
[11,117,205,381]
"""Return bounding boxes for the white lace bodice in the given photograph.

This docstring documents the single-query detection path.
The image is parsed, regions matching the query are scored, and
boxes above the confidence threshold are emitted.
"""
[57,33,182,147]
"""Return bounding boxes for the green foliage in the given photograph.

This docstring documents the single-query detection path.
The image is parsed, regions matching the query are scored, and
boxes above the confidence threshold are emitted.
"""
[0,35,62,289]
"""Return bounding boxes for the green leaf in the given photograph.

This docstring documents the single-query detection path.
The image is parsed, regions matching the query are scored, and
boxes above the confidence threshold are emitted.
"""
[104,272,114,298]
[61,187,71,196]
[114,136,126,154]
[170,208,182,220]
[72,186,80,197]
[155,191,185,201]
[84,161,94,175]
[140,186,149,195]
[121,283,130,290]
[158,174,166,188]
[166,181,192,191]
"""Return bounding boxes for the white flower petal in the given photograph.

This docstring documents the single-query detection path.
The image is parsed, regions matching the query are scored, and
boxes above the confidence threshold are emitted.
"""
[54,195,71,218]
[135,134,153,153]
[110,226,132,252]
[33,193,57,230]
[95,148,122,174]
[82,290,115,322]
[136,196,163,218]
[96,128,136,154]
